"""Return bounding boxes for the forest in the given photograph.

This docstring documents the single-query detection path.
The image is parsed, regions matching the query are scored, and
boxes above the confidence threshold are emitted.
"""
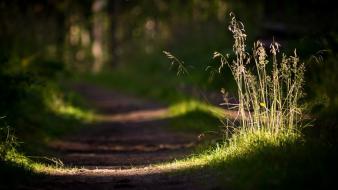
[1,0,338,189]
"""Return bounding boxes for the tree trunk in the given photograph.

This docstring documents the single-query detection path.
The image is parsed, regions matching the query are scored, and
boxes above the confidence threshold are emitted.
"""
[91,0,108,73]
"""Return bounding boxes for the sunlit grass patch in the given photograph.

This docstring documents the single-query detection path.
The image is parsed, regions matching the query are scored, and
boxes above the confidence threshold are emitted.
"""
[1,148,78,179]
[0,127,76,179]
[167,100,224,133]
[161,129,300,170]
[169,100,224,118]
[160,129,338,189]
[44,88,94,122]
[1,124,60,172]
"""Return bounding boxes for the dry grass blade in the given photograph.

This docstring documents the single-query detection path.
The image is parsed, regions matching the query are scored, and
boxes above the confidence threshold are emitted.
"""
[163,51,189,76]
[213,13,306,139]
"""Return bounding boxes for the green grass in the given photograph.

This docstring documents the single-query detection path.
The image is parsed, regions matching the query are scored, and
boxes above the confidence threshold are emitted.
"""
[168,100,224,133]
[159,13,338,189]
[44,86,94,122]
[0,145,71,189]
[162,130,338,189]
[15,82,95,156]
[0,81,95,187]
[0,125,48,188]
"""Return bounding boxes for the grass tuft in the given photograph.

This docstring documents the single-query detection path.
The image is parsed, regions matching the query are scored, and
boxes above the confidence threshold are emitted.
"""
[159,13,331,189]
[213,13,306,140]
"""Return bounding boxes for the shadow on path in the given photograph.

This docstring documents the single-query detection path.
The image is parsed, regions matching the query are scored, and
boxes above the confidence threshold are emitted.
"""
[22,83,221,190]
[49,83,198,168]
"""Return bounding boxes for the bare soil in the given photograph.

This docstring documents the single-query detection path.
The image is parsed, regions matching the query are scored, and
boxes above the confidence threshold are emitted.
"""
[18,83,223,190]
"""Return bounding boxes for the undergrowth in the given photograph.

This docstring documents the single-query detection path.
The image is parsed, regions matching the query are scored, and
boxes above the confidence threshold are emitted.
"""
[0,81,93,187]
[163,13,306,142]
[213,13,305,139]
[160,13,338,189]
[0,117,75,189]
[166,129,337,189]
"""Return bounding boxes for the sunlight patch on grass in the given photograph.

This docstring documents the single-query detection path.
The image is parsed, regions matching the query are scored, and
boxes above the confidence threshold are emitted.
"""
[3,149,31,168]
[160,130,301,170]
[31,163,78,175]
[169,100,224,118]
[45,90,94,122]
[53,103,94,121]
[167,100,225,132]
[2,147,79,176]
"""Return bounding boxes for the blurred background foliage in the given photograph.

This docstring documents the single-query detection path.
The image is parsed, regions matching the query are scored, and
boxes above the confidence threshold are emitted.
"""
[0,0,338,145]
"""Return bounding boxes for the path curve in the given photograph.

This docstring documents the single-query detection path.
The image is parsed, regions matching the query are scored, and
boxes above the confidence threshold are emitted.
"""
[50,83,198,168]
[25,83,220,190]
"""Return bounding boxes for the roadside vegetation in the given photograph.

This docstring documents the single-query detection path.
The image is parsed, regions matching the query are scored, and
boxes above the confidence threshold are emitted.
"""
[1,1,338,189]
[82,13,338,189]
[0,62,93,184]
[161,14,338,189]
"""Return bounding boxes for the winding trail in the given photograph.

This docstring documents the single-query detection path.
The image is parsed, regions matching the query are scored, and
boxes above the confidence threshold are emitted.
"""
[25,83,221,190]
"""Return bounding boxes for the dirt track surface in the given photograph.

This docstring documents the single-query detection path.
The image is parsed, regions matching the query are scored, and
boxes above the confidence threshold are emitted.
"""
[20,83,222,190]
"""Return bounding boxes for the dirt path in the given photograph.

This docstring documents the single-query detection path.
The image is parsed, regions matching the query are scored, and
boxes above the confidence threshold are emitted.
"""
[23,83,221,190]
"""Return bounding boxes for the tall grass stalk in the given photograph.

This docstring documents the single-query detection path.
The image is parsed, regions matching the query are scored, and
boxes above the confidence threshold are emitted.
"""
[214,13,305,139]
[0,122,18,161]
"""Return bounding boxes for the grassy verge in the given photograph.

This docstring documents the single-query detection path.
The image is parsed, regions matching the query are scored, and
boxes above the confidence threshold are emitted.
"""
[17,82,94,153]
[0,80,94,187]
[163,130,337,189]
[168,100,224,133]
[163,13,338,189]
